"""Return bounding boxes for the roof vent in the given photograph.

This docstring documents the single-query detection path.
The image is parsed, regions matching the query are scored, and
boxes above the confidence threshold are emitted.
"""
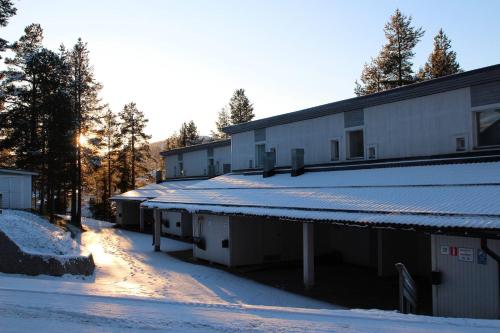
[155,170,163,183]
[263,152,276,178]
[291,148,304,177]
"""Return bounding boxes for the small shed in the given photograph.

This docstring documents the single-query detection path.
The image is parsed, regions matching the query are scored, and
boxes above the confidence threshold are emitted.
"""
[0,168,37,210]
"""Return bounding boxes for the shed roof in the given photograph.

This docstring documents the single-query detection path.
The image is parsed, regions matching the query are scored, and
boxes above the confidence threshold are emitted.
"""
[143,162,500,231]
[110,179,201,202]
[223,64,500,134]
[0,168,38,176]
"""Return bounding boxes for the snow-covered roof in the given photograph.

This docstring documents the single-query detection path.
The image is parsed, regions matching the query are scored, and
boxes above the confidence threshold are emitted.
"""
[143,162,500,231]
[110,179,202,202]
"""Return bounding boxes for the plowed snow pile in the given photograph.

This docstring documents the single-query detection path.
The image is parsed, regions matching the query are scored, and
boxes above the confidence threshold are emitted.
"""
[0,210,82,256]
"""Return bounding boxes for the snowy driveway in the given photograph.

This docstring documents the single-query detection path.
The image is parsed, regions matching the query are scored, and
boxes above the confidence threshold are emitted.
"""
[1,218,500,332]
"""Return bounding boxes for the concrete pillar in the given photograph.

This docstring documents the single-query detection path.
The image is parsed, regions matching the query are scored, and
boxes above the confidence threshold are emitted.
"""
[303,222,315,289]
[139,206,145,232]
[377,229,383,277]
[154,209,161,252]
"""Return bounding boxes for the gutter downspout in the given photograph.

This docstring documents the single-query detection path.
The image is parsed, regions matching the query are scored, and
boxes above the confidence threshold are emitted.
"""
[481,237,500,319]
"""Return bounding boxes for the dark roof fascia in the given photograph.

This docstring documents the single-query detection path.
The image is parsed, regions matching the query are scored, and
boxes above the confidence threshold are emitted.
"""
[160,139,231,157]
[224,64,500,134]
[163,176,211,182]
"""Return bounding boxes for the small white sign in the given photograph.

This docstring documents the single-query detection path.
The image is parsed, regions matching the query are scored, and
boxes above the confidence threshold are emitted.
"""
[458,247,474,262]
[440,245,450,255]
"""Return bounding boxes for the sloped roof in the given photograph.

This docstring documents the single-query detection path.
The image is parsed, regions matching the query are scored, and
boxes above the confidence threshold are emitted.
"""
[110,179,202,202]
[143,162,500,231]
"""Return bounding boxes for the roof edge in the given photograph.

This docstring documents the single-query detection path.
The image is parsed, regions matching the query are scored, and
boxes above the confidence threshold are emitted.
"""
[160,139,231,156]
[224,64,500,134]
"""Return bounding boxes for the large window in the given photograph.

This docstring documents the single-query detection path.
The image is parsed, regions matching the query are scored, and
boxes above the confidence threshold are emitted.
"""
[347,129,364,159]
[476,109,500,147]
[255,144,265,168]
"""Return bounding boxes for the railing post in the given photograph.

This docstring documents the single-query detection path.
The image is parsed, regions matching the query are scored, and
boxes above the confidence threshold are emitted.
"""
[395,262,417,314]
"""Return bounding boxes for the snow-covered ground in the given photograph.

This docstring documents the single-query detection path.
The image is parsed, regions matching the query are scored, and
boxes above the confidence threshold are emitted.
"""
[1,217,499,332]
[0,210,82,256]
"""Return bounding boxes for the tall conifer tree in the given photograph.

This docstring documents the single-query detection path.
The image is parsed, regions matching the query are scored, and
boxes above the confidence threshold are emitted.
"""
[117,102,151,191]
[229,89,254,124]
[211,107,231,139]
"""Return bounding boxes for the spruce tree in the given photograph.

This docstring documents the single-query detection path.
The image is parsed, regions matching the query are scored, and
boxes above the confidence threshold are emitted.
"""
[417,29,461,81]
[117,102,151,190]
[229,89,254,124]
[211,107,231,139]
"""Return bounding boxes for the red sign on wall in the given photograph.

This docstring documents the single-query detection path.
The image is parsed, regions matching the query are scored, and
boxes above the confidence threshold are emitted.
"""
[450,247,458,256]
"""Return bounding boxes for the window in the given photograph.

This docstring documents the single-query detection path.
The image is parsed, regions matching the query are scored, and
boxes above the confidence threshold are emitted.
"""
[330,140,339,161]
[476,109,500,147]
[347,129,364,159]
[255,144,265,168]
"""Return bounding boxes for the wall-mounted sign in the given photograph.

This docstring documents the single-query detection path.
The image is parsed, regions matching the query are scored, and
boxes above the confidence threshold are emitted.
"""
[440,245,450,255]
[458,247,474,262]
[477,249,487,265]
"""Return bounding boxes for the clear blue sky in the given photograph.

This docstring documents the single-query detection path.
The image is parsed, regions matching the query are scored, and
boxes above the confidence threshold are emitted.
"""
[3,0,500,141]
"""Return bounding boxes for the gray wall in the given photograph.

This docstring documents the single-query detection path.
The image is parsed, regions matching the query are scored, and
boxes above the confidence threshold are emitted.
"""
[230,86,491,170]
[432,235,499,319]
[165,145,231,178]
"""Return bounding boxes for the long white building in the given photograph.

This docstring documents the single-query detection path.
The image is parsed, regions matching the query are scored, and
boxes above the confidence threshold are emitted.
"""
[143,64,500,319]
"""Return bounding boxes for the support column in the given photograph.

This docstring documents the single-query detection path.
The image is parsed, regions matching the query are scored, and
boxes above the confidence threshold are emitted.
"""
[139,206,145,232]
[303,222,315,289]
[377,229,383,277]
[154,209,161,252]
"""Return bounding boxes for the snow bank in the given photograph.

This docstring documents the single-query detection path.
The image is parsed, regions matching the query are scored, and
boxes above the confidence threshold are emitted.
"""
[0,210,82,257]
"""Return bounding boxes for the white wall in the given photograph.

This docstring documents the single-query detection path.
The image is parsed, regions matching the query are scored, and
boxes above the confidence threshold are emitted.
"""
[116,201,141,226]
[231,88,473,170]
[432,235,499,319]
[161,211,193,237]
[213,145,231,174]
[0,174,32,209]
[192,214,230,266]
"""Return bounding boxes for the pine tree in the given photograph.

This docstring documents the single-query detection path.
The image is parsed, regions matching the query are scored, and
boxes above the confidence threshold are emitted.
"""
[211,107,231,139]
[417,29,461,81]
[379,9,424,88]
[0,0,16,57]
[355,9,424,95]
[354,57,385,96]
[178,120,200,146]
[229,89,254,124]
[164,133,181,150]
[67,38,103,227]
[117,102,151,190]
